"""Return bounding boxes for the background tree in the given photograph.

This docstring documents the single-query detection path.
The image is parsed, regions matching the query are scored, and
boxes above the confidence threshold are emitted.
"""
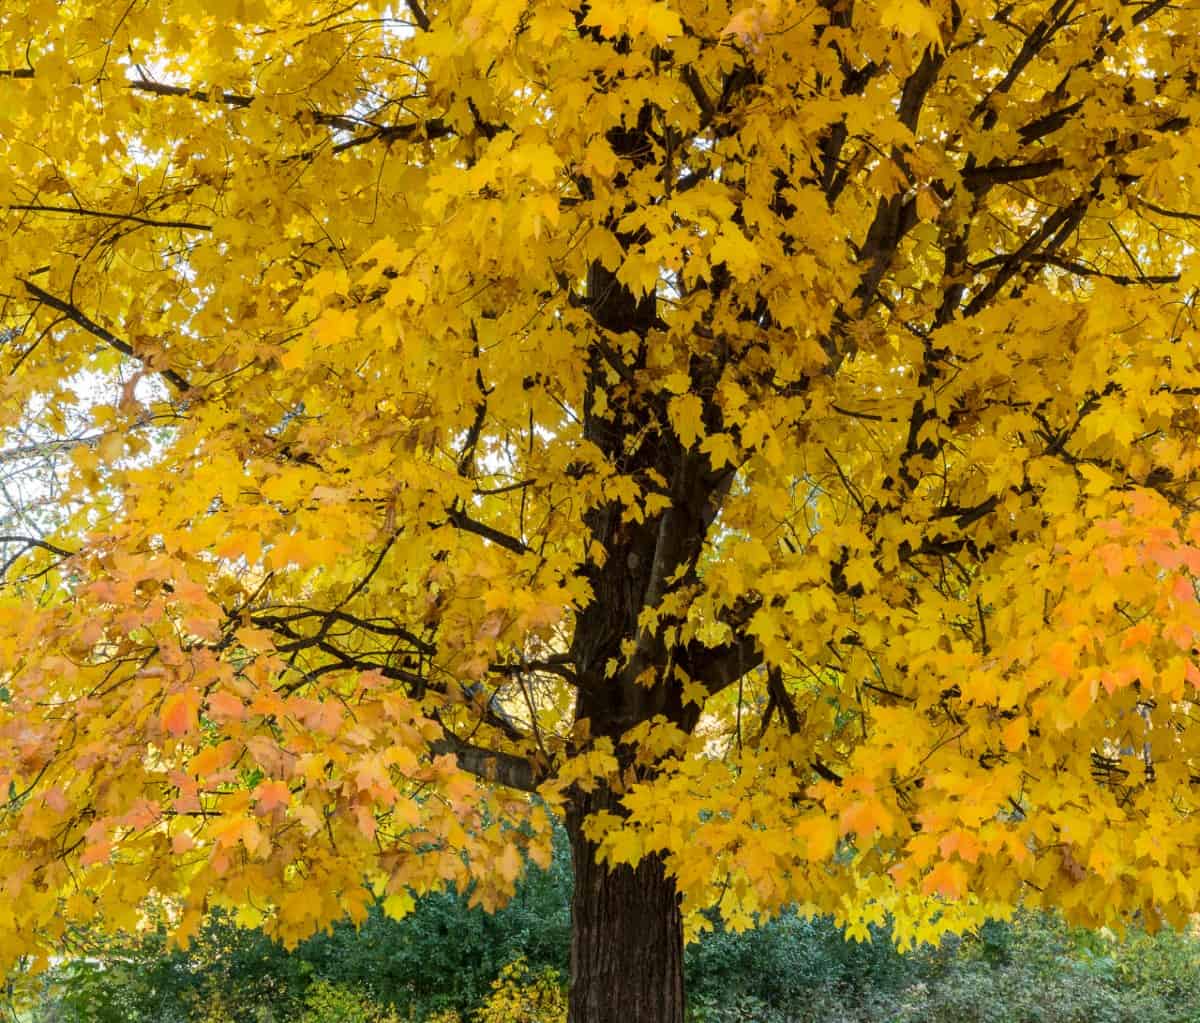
[2,0,1200,1020]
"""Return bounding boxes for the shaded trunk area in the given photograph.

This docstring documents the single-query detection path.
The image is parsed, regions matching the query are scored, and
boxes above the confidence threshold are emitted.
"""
[565,796,685,1023]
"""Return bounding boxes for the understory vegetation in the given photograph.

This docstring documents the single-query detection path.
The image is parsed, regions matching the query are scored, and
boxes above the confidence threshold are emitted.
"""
[23,837,1200,1023]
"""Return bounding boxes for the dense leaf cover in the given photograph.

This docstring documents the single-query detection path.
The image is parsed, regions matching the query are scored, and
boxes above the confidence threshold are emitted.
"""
[2,0,1200,990]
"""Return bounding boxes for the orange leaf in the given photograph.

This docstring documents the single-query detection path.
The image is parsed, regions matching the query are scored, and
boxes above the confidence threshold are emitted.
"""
[938,830,982,864]
[254,779,291,813]
[207,690,246,721]
[1048,641,1076,678]
[161,692,200,737]
[839,799,895,840]
[922,861,967,900]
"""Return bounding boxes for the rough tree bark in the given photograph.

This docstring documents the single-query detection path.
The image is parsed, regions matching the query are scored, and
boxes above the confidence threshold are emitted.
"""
[566,791,686,1023]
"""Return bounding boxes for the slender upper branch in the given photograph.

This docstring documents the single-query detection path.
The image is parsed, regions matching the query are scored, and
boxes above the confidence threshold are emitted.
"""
[19,279,193,393]
[7,205,211,231]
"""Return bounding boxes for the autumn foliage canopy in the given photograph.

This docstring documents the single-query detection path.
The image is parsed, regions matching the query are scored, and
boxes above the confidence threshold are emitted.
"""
[2,0,1200,1001]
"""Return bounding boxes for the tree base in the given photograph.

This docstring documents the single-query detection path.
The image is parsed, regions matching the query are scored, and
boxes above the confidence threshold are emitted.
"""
[566,799,685,1023]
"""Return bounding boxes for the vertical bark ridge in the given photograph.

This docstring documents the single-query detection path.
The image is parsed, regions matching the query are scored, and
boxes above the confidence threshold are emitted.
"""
[566,794,685,1023]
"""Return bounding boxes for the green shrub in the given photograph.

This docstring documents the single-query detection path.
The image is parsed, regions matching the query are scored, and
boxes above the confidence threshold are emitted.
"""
[683,911,1200,1023]
[684,912,918,1008]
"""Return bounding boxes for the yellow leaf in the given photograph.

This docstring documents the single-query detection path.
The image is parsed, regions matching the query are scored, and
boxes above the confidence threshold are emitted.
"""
[235,627,276,652]
[708,227,760,280]
[382,891,415,920]
[669,393,705,448]
[880,0,943,45]
[699,431,739,469]
[312,307,358,347]
[497,842,523,884]
[640,3,682,42]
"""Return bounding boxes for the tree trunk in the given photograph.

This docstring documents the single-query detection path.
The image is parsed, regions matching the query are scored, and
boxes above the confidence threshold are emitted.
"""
[565,795,686,1023]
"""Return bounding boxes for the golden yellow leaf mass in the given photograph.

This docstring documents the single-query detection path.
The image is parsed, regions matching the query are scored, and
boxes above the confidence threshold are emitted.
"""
[2,0,1200,1018]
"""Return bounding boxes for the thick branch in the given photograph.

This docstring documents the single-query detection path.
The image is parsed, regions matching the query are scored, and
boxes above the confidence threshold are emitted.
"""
[251,608,434,654]
[0,535,75,558]
[405,0,431,30]
[490,655,581,687]
[962,157,1065,191]
[681,633,761,696]
[970,0,1079,123]
[971,252,1180,287]
[429,734,540,792]
[897,44,945,132]
[445,507,530,555]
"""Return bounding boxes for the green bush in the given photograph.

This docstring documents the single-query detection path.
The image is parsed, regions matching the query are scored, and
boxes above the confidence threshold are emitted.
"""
[684,912,920,1008]
[685,911,1200,1023]
[915,913,1200,1023]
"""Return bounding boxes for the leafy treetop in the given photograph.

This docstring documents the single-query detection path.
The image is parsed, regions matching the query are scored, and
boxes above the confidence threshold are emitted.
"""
[0,0,1199,975]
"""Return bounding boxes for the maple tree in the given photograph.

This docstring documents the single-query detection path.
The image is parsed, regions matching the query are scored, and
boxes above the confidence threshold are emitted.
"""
[2,0,1200,1019]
